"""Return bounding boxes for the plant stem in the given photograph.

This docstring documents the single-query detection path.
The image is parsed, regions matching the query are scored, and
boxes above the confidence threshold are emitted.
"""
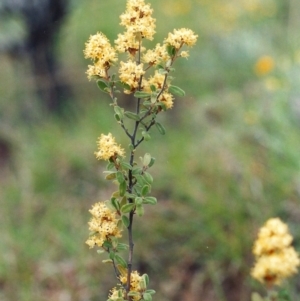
[125,40,144,300]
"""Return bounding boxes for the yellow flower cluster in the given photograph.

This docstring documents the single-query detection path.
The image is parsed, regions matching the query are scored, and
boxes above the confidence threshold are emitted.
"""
[142,43,169,66]
[115,0,156,54]
[120,271,143,301]
[108,288,119,301]
[94,133,125,161]
[84,0,198,107]
[84,32,118,80]
[165,28,198,49]
[119,61,145,94]
[144,71,174,109]
[251,218,300,287]
[86,202,122,249]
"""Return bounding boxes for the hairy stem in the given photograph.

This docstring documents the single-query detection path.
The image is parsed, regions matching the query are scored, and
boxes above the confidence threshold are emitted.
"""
[125,40,143,299]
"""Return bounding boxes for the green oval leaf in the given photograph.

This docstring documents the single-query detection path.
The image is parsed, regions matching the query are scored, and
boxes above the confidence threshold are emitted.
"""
[97,79,109,92]
[120,196,127,207]
[116,243,128,251]
[120,161,133,170]
[143,293,152,301]
[142,131,151,141]
[106,162,115,170]
[114,113,121,122]
[150,85,156,92]
[142,274,150,286]
[116,171,125,184]
[121,215,130,227]
[111,198,120,211]
[135,197,143,205]
[169,85,185,97]
[141,185,150,196]
[136,204,144,216]
[155,122,166,135]
[109,251,115,260]
[148,157,155,168]
[119,181,126,197]
[124,111,140,121]
[121,203,135,213]
[151,95,157,104]
[134,174,147,186]
[114,106,124,119]
[120,82,131,91]
[143,172,153,184]
[166,45,176,56]
[115,254,127,268]
[134,91,151,99]
[143,196,157,205]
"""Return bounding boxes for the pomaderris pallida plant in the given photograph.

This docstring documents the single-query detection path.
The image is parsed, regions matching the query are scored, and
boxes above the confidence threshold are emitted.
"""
[84,0,197,300]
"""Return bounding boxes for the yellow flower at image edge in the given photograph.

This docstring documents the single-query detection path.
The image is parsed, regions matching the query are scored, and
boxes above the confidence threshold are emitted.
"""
[86,202,122,249]
[252,247,300,286]
[95,133,125,161]
[254,55,274,76]
[107,271,143,301]
[120,0,156,41]
[251,218,300,287]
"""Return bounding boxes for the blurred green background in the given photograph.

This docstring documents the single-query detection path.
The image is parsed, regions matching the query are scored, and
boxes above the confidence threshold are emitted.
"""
[1,0,300,300]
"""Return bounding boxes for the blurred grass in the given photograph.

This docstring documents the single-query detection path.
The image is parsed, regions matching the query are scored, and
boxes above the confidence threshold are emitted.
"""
[1,0,300,300]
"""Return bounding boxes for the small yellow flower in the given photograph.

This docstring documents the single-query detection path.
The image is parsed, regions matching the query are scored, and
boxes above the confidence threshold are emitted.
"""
[165,28,198,49]
[143,71,174,109]
[95,133,125,161]
[158,92,174,110]
[142,43,170,65]
[251,218,300,287]
[253,218,293,256]
[115,31,141,54]
[252,247,300,286]
[86,62,107,80]
[120,0,156,40]
[86,202,122,249]
[120,271,143,301]
[180,51,189,58]
[254,55,275,76]
[119,61,145,93]
[148,71,167,90]
[108,288,120,301]
[84,32,117,80]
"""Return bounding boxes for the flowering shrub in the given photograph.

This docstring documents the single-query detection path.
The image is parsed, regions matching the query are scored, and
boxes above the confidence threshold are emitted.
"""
[84,0,197,300]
